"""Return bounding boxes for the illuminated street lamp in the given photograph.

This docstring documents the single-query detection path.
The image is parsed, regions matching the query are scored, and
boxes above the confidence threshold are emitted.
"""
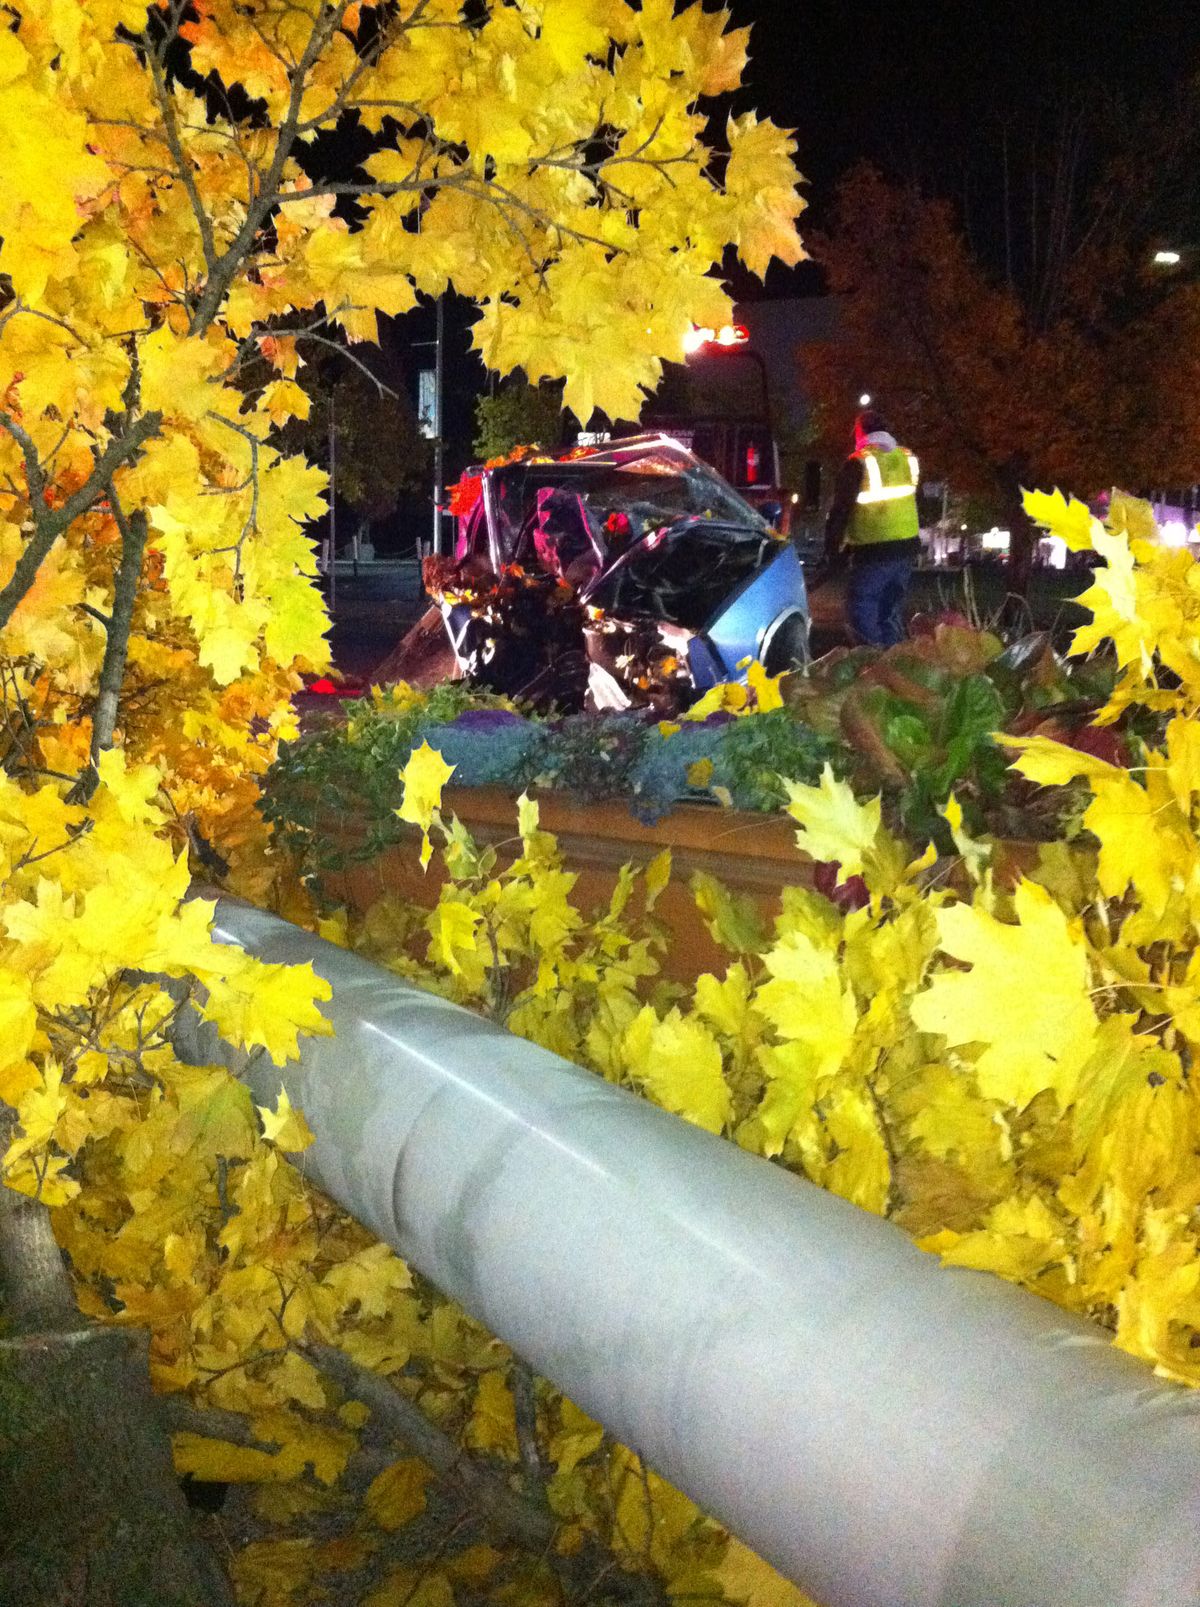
[1154,249,1183,266]
[858,392,872,407]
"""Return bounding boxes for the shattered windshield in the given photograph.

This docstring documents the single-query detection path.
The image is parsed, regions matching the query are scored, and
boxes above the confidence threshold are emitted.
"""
[489,444,769,565]
[586,523,773,631]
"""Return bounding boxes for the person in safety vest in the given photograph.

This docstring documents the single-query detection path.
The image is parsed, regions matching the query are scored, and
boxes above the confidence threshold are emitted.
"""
[823,408,921,647]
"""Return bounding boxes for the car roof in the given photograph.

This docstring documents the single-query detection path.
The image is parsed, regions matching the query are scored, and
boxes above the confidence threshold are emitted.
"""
[472,433,705,482]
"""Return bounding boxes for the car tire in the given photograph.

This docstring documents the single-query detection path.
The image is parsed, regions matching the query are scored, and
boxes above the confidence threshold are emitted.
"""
[761,609,810,674]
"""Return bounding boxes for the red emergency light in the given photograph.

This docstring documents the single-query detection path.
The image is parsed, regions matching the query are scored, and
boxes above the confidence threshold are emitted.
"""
[683,323,750,354]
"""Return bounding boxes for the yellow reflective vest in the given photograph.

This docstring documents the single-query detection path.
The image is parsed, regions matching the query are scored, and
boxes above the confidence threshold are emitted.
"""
[845,445,920,548]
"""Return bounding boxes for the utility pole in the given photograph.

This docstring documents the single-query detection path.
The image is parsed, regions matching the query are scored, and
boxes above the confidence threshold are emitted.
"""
[327,390,337,614]
[432,295,445,557]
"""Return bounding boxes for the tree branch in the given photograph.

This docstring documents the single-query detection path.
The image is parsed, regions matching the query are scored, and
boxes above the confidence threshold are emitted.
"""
[188,3,355,334]
[156,1396,283,1451]
[293,332,400,397]
[0,411,162,635]
[146,50,220,282]
[80,483,149,793]
[303,1339,557,1553]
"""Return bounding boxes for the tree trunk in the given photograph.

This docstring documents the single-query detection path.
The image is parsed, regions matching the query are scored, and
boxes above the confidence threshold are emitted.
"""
[0,1137,235,1606]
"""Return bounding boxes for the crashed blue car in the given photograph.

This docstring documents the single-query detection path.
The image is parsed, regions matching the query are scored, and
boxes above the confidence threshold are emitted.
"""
[389,434,810,714]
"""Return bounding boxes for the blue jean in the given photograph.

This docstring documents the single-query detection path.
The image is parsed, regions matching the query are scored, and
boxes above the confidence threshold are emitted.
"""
[847,553,912,647]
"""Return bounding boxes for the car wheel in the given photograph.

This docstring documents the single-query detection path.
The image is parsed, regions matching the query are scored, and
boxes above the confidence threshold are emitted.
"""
[761,608,810,674]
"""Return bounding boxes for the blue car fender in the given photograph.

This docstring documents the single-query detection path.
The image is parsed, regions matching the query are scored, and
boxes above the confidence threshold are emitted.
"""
[687,544,810,689]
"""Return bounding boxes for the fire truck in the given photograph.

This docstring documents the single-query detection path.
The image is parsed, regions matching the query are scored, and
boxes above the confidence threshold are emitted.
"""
[574,324,789,530]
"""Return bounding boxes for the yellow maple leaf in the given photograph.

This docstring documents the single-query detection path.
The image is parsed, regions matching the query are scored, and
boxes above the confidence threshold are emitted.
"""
[428,898,482,977]
[643,847,671,909]
[782,765,881,879]
[725,113,807,279]
[693,964,756,1040]
[465,1367,518,1458]
[746,658,785,712]
[140,326,228,423]
[517,790,539,842]
[321,1241,413,1319]
[1070,524,1149,671]
[549,1398,604,1476]
[261,378,311,425]
[257,1087,315,1153]
[934,1194,1067,1284]
[396,742,456,869]
[822,1083,890,1214]
[1023,487,1098,552]
[622,1004,732,1133]
[1003,732,1118,787]
[164,1062,257,1160]
[911,880,1097,1109]
[1105,490,1159,545]
[200,953,332,1067]
[0,965,37,1085]
[756,930,856,1077]
[173,1434,293,1485]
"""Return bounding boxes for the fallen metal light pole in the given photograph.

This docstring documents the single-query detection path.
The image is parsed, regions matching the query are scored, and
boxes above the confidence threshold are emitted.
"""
[182,899,1200,1607]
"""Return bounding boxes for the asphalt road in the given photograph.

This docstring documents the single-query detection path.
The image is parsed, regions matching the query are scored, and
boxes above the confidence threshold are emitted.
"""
[325,559,424,682]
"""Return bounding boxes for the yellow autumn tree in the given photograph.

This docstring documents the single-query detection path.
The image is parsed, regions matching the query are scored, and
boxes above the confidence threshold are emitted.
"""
[0,3,806,1602]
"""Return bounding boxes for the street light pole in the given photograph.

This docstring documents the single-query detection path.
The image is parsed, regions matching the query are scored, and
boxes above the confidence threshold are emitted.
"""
[327,389,336,615]
[432,295,444,557]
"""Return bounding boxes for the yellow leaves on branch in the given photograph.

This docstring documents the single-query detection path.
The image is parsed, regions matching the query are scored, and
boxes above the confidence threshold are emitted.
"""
[1025,487,1200,714]
[397,742,457,869]
[339,493,1200,1404]
[0,4,804,1599]
[0,753,330,1196]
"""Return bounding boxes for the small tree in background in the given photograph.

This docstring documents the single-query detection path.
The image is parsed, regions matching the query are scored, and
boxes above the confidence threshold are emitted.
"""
[282,350,430,526]
[473,376,567,461]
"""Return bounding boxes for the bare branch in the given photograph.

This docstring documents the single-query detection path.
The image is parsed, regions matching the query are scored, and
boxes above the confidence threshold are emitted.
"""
[292,331,400,397]
[156,1396,282,1451]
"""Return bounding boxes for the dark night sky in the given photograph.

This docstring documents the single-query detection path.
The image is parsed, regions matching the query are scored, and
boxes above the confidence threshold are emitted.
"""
[390,1,1200,487]
[724,0,1200,293]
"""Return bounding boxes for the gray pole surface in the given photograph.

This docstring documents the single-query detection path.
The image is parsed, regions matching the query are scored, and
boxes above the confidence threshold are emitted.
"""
[432,295,444,557]
[183,898,1200,1607]
[326,391,336,614]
